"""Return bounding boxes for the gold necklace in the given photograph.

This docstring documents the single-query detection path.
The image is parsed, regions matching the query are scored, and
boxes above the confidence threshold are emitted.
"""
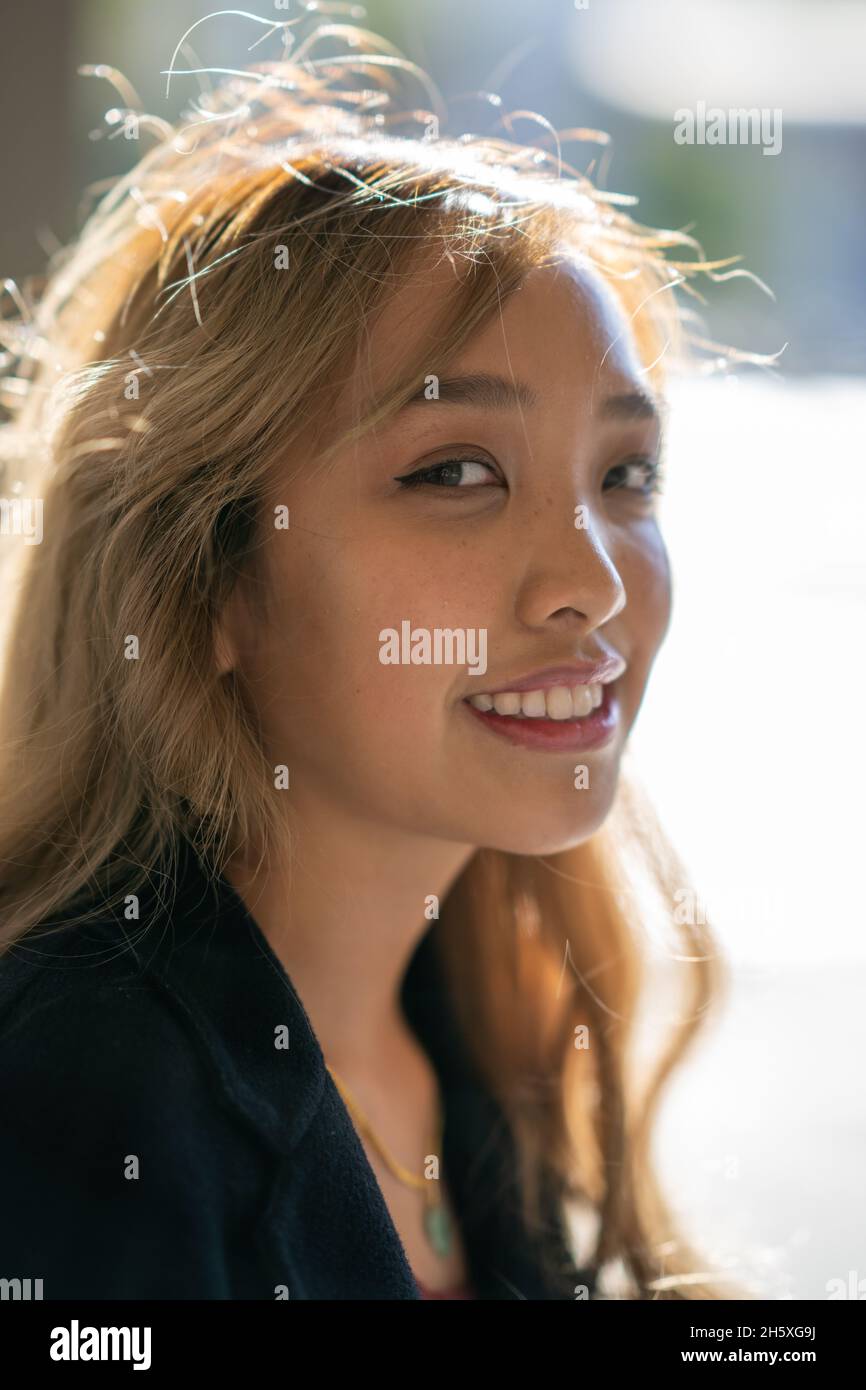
[325,1063,453,1258]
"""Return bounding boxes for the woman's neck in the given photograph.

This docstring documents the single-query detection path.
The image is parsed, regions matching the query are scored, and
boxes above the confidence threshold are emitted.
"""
[223,792,475,1073]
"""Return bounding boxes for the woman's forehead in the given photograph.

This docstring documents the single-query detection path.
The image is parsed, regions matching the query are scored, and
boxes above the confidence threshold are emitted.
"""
[333,245,638,404]
[348,248,647,413]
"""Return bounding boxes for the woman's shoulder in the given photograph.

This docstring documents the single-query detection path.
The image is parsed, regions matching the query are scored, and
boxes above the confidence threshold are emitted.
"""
[0,912,212,1125]
[0,843,328,1162]
[0,889,282,1297]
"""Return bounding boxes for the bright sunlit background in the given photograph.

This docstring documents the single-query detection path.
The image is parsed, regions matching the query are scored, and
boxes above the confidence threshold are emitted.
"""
[1,0,863,1301]
[630,371,866,1299]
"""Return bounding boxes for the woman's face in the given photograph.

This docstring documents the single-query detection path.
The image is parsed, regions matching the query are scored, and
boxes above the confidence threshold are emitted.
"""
[220,250,672,856]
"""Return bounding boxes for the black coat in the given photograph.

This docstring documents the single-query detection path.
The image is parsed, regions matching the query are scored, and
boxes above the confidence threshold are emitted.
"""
[0,839,597,1299]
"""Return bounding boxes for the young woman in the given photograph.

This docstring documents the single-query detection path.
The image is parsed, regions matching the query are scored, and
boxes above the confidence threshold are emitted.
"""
[0,23,754,1299]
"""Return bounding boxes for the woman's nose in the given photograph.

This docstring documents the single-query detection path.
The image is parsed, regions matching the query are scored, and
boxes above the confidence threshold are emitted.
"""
[513,517,626,632]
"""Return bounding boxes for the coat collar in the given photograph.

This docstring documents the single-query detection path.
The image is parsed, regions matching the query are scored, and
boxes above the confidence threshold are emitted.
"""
[134,836,329,1155]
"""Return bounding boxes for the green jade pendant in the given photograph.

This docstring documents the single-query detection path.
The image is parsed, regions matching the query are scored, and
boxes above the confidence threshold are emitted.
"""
[424,1198,452,1257]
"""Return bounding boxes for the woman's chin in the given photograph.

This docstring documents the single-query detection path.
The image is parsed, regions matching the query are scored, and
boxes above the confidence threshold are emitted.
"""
[474,808,612,858]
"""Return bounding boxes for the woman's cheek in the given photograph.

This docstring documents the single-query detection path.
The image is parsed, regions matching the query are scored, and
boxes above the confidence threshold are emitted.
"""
[605,524,672,734]
[623,521,673,645]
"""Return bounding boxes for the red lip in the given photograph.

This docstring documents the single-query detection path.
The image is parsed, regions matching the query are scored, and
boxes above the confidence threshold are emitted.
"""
[469,657,626,695]
[463,679,621,752]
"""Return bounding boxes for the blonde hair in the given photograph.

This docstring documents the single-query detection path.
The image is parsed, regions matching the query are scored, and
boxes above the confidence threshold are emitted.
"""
[0,19,764,1298]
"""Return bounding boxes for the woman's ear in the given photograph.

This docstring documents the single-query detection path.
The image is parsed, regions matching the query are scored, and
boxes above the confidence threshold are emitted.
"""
[213,585,244,677]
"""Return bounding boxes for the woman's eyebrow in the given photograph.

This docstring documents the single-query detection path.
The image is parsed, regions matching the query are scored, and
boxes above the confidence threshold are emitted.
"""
[394,372,663,425]
[399,372,539,411]
[598,389,664,425]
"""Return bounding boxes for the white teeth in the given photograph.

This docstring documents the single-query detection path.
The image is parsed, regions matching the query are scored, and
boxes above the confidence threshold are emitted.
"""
[546,686,573,721]
[468,682,606,719]
[571,685,594,717]
[521,690,548,718]
[493,692,521,715]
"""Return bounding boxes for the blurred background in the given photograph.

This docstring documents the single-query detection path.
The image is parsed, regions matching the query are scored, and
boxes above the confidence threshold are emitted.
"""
[1,0,863,1300]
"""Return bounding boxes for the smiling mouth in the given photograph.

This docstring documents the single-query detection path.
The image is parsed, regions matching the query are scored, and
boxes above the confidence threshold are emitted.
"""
[461,678,620,752]
[466,682,605,721]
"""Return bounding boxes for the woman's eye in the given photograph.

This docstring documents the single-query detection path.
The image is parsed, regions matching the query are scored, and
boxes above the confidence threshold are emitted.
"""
[603,456,665,498]
[393,457,499,490]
